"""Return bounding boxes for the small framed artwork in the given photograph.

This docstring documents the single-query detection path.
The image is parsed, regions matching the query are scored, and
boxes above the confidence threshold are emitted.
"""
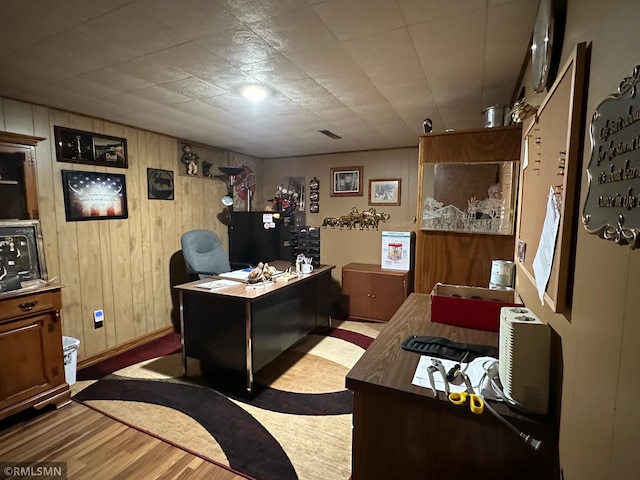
[147,168,174,200]
[61,170,128,221]
[54,126,128,168]
[330,166,363,197]
[369,178,401,206]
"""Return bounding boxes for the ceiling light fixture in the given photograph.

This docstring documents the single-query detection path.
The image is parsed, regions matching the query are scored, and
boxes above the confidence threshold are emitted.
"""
[240,84,270,102]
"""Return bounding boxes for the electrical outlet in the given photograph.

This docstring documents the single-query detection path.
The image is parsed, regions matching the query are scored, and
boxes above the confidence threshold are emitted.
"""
[94,310,104,329]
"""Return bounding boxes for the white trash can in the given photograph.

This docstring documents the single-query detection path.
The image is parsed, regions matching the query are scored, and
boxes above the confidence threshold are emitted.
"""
[62,336,81,385]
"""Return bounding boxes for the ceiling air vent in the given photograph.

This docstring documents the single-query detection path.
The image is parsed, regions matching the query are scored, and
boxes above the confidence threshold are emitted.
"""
[319,130,341,139]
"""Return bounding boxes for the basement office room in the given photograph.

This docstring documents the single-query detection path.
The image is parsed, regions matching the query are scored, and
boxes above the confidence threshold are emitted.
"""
[0,0,639,479]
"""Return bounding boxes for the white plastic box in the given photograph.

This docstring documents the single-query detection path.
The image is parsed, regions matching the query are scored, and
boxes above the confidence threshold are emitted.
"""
[62,336,81,385]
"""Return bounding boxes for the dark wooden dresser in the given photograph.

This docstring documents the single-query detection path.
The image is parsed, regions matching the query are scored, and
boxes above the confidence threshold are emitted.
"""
[346,293,558,480]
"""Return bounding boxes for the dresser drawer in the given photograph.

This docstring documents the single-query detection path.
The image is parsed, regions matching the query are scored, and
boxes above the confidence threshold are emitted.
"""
[0,290,60,323]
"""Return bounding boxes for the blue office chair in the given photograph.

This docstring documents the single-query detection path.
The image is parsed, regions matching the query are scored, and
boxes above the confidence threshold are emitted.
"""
[180,230,231,280]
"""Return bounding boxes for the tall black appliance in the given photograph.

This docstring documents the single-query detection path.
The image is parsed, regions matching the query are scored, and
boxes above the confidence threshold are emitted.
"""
[229,211,293,267]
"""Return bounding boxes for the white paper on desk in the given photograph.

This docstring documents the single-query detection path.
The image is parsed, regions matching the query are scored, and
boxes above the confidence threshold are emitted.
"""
[532,188,560,304]
[196,279,240,290]
[219,268,284,282]
[412,356,501,400]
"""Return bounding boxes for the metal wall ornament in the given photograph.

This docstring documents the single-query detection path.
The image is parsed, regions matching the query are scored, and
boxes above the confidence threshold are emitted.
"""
[583,65,640,249]
[309,176,320,214]
[322,207,390,230]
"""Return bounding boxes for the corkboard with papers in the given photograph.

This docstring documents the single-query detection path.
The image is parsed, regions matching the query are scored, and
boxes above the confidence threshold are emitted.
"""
[515,43,589,315]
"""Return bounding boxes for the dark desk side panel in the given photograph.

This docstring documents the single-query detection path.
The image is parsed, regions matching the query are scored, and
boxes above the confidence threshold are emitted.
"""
[251,292,282,372]
[183,292,246,375]
[351,390,554,480]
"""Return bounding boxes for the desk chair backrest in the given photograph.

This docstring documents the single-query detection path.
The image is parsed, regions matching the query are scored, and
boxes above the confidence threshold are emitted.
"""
[181,229,231,280]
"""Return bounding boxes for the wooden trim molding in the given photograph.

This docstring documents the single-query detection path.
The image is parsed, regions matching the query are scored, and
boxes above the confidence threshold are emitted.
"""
[77,326,176,369]
[0,131,46,146]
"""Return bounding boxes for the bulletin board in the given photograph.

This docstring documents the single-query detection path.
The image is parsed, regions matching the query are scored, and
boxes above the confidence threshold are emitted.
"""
[515,42,589,315]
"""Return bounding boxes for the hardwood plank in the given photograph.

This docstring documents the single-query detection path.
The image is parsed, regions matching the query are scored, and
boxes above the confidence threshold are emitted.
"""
[0,402,246,480]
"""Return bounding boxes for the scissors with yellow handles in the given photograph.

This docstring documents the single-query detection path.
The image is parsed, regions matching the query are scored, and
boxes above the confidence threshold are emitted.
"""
[448,373,485,414]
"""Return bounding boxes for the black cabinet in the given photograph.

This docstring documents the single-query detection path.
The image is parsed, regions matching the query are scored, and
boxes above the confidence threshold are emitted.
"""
[229,211,292,266]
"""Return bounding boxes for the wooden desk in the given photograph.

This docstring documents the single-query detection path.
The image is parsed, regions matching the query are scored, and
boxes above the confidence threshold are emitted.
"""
[346,293,558,480]
[175,261,333,393]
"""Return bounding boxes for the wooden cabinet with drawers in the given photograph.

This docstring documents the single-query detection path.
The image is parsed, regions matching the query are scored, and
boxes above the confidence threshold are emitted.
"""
[0,284,71,420]
[341,263,411,322]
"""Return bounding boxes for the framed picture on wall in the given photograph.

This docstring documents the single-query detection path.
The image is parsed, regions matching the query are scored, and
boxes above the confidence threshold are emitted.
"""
[61,170,128,221]
[147,168,174,200]
[330,166,363,197]
[54,126,128,168]
[369,178,401,206]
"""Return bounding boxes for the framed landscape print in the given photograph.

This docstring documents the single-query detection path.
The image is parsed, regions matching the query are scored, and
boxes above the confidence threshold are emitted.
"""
[54,126,128,168]
[330,166,363,197]
[61,170,128,221]
[369,178,401,206]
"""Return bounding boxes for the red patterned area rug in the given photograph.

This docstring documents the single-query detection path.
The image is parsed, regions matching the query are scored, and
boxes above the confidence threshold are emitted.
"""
[72,321,382,480]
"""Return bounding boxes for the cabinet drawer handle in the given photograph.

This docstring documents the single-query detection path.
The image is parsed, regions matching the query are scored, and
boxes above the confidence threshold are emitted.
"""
[372,294,376,298]
[367,293,371,297]
[19,300,38,311]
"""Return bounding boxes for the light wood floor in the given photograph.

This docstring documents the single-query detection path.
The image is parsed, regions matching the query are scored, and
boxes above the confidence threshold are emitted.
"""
[0,401,247,480]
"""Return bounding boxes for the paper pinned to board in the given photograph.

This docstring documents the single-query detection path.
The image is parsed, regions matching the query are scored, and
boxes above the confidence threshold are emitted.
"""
[532,187,560,304]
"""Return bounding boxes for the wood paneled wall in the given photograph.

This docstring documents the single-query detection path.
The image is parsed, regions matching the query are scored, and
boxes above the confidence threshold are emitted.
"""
[414,126,522,293]
[0,98,233,361]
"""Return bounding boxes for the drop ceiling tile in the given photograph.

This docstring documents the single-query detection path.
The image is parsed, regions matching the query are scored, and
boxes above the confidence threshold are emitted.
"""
[397,0,486,25]
[0,53,71,84]
[18,85,132,118]
[196,66,261,94]
[285,43,355,77]
[130,86,193,106]
[132,0,241,40]
[273,78,328,100]
[196,25,278,67]
[79,67,153,93]
[80,5,188,58]
[118,54,192,85]
[215,0,308,23]
[0,73,46,96]
[150,43,231,77]
[0,0,131,54]
[248,6,338,54]
[240,54,308,84]
[44,24,142,65]
[344,27,419,67]
[170,100,232,121]
[313,0,406,41]
[409,9,487,59]
[50,76,125,99]
[487,0,538,47]
[160,77,226,99]
[103,93,167,112]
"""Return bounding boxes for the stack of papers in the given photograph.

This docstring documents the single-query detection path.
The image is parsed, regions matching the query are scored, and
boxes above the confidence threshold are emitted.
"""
[196,279,240,290]
[218,268,253,282]
[219,267,284,282]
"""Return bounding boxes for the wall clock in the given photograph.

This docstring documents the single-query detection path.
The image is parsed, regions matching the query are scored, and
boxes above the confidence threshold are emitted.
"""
[531,0,554,93]
[531,0,566,94]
